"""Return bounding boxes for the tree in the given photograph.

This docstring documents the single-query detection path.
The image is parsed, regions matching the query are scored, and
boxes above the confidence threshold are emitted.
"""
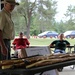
[35,0,57,32]
[64,5,75,30]
[16,0,57,38]
[16,0,36,38]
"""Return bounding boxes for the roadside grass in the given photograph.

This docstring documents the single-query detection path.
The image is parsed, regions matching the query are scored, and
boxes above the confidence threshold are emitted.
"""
[11,38,75,54]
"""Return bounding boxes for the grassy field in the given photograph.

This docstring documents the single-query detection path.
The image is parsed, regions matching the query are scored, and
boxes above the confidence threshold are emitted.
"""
[11,38,75,54]
[29,38,75,53]
[29,38,75,46]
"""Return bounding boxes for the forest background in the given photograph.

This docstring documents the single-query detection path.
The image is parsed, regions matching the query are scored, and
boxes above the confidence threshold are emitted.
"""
[11,0,75,38]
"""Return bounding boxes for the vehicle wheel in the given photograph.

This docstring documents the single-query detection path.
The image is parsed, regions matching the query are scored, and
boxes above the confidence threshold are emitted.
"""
[43,36,47,38]
[57,67,63,72]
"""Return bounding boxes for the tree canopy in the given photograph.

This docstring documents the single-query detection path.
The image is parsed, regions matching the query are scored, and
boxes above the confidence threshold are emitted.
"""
[12,0,75,38]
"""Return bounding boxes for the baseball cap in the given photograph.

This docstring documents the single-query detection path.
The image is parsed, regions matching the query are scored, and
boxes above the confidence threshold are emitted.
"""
[1,0,19,5]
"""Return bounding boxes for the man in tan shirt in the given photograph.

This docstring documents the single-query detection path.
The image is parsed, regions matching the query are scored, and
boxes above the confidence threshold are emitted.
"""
[0,0,19,60]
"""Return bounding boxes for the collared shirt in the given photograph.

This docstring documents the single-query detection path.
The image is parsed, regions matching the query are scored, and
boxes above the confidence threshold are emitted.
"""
[50,40,70,50]
[0,8,15,40]
[12,38,30,49]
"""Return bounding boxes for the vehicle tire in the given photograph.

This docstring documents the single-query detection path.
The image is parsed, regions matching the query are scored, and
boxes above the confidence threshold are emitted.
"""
[57,67,63,72]
[43,36,47,38]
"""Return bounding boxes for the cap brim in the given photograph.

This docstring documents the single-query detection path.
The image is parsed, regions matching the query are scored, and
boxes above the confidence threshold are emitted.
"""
[10,2,19,5]
[1,1,19,5]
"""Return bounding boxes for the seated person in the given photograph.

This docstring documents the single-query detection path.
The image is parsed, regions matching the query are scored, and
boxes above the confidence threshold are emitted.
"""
[12,32,30,58]
[50,33,70,53]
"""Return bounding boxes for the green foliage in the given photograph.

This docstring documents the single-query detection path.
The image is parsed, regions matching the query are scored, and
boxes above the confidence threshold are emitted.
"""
[63,5,75,31]
[12,0,75,36]
[30,30,39,36]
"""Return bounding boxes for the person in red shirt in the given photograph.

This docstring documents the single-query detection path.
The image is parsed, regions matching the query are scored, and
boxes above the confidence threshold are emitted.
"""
[12,32,30,49]
[12,32,30,58]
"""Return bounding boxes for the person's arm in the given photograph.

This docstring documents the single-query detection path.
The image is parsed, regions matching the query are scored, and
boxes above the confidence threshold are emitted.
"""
[12,39,16,50]
[66,40,70,47]
[0,12,8,56]
[26,38,30,48]
[0,30,7,56]
[49,41,55,48]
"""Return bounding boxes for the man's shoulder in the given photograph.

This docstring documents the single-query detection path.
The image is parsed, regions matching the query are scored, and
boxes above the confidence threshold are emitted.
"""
[63,40,68,42]
[51,40,59,44]
[0,10,6,17]
[0,11,3,15]
[23,38,28,40]
[54,40,59,42]
[14,38,20,40]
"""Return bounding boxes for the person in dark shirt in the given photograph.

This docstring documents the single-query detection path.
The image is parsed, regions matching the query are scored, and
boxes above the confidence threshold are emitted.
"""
[50,33,70,53]
[50,33,70,72]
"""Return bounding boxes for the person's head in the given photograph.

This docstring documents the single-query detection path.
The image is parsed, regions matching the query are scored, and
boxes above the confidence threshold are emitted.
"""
[19,32,24,38]
[59,33,64,40]
[2,0,19,12]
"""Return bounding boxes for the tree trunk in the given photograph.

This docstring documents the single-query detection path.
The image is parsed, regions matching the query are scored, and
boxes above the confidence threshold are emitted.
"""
[26,17,31,39]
